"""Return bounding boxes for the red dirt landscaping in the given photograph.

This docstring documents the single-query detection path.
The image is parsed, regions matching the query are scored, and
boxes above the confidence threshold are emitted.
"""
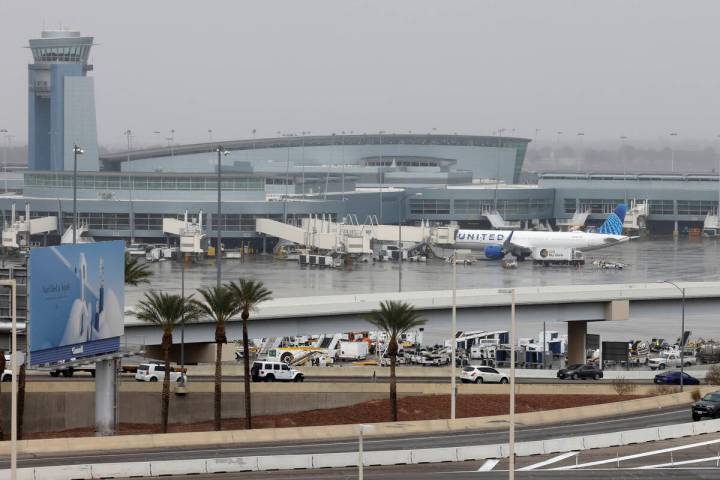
[23,394,645,440]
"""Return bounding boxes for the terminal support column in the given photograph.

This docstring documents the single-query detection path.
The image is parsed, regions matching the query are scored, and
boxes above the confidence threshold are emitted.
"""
[95,358,118,436]
[566,321,587,365]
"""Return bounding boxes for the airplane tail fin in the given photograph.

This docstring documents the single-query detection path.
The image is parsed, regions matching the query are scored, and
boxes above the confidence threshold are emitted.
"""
[597,203,627,235]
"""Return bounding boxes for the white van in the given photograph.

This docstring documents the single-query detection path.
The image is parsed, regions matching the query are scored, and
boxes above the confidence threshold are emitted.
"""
[251,361,304,382]
[135,363,185,382]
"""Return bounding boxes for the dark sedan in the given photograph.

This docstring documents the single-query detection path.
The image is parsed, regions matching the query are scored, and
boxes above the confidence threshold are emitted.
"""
[692,391,720,421]
[654,371,700,385]
[557,364,603,380]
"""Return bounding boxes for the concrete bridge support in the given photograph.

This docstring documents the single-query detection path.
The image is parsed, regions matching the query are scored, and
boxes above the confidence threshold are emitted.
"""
[566,321,587,365]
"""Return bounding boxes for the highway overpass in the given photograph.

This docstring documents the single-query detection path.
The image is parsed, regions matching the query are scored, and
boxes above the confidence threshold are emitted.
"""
[125,281,720,364]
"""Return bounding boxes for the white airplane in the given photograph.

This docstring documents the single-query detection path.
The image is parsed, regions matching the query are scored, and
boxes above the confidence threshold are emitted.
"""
[455,204,630,260]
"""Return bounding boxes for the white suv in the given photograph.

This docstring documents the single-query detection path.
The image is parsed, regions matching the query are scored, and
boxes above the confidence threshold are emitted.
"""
[135,363,185,383]
[251,361,304,382]
[460,366,508,384]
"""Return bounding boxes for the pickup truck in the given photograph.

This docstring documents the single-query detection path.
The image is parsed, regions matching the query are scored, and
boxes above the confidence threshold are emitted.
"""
[648,353,697,370]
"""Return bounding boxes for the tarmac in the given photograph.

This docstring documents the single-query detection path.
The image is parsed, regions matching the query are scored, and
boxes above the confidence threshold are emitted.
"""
[127,237,720,342]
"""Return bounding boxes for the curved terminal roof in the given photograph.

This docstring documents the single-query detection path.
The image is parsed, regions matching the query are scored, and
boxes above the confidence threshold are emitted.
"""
[101,133,531,184]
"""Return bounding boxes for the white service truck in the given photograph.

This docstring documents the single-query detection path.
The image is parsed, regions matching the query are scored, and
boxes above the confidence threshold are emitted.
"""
[338,341,369,361]
[648,352,697,370]
[531,247,585,266]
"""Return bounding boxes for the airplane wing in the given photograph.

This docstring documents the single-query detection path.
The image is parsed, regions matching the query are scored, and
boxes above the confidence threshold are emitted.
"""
[502,231,533,257]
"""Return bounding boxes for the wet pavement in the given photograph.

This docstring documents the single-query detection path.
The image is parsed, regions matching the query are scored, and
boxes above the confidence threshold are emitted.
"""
[127,236,720,342]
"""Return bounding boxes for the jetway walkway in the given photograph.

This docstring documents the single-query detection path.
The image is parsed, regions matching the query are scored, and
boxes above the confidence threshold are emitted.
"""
[256,217,433,254]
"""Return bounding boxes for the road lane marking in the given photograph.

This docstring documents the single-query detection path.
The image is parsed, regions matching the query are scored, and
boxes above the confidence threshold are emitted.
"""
[635,455,720,469]
[518,451,578,471]
[477,459,500,471]
[7,409,688,467]
[552,438,720,470]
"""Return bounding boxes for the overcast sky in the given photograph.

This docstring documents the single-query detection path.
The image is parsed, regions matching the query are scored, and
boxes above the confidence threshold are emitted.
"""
[3,0,720,149]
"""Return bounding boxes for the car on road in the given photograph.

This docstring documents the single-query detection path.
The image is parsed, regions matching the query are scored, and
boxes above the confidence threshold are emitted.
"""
[134,363,185,383]
[654,371,700,385]
[692,391,720,421]
[459,366,508,384]
[557,364,603,380]
[251,361,304,382]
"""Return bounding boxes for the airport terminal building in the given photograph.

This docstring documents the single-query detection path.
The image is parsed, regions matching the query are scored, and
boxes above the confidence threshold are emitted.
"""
[3,30,720,248]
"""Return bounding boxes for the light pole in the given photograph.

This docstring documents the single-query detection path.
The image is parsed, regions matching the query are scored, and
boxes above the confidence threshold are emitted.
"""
[669,132,678,172]
[125,129,135,244]
[498,288,517,479]
[72,144,84,244]
[379,131,384,223]
[1,129,8,193]
[661,280,686,391]
[216,145,228,288]
[3,280,17,480]
[576,132,585,173]
[450,236,457,419]
[620,135,628,204]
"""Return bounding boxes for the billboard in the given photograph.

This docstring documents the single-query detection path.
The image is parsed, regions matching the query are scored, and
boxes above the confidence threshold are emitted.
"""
[29,241,125,365]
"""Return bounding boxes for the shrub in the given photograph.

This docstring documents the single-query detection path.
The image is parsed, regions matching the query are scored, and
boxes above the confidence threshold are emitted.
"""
[691,389,702,402]
[706,365,720,385]
[655,384,680,396]
[611,377,638,396]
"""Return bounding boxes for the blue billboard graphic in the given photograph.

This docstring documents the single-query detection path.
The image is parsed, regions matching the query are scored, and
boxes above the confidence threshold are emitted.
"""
[29,241,125,365]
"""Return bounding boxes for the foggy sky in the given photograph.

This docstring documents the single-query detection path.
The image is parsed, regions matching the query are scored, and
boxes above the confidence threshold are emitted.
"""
[3,0,720,149]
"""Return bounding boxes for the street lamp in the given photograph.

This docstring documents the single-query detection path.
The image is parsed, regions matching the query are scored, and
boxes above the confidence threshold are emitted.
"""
[1,129,8,194]
[216,145,229,288]
[72,144,84,244]
[669,132,678,173]
[620,136,628,204]
[125,129,135,244]
[498,288,517,479]
[660,280,686,391]
[576,132,585,173]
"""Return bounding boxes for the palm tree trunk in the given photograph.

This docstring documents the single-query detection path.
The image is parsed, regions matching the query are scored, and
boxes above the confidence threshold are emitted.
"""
[242,312,252,430]
[17,362,26,440]
[214,341,223,431]
[161,344,171,433]
[390,354,398,422]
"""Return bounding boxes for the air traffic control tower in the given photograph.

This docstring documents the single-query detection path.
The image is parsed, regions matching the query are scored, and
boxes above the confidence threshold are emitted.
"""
[27,30,99,172]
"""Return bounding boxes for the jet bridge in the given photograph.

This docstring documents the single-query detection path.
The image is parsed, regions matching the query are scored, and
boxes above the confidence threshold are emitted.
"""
[2,203,58,249]
[163,210,207,255]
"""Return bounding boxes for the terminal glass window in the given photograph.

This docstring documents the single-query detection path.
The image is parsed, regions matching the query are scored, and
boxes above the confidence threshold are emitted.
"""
[24,174,265,192]
[62,212,129,230]
[134,213,164,230]
[677,200,718,216]
[648,200,674,215]
[578,199,624,214]
[564,199,577,214]
[409,199,450,215]
[214,214,257,232]
[453,199,494,214]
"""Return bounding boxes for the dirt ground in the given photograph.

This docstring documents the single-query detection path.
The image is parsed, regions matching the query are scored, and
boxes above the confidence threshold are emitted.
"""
[24,393,644,439]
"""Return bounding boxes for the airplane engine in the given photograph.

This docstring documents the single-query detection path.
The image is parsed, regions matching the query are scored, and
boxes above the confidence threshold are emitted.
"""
[484,245,504,259]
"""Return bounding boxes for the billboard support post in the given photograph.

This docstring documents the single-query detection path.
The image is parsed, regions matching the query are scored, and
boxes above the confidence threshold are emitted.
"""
[4,280,17,480]
[95,358,116,436]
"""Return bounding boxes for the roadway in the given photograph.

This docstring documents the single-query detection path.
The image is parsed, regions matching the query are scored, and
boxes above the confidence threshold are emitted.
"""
[25,373,662,385]
[2,406,693,469]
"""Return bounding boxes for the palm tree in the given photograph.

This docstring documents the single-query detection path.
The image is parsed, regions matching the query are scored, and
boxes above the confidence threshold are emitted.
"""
[125,251,152,286]
[135,290,197,433]
[364,300,426,422]
[192,285,241,431]
[227,279,272,430]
